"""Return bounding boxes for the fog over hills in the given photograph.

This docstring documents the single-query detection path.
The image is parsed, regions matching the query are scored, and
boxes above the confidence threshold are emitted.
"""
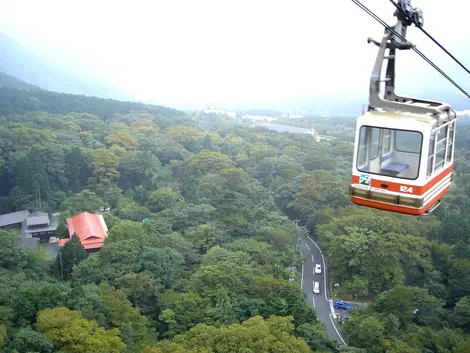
[0,33,134,101]
[1,30,468,116]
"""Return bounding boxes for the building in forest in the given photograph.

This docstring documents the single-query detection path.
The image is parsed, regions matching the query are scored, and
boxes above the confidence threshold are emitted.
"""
[0,210,30,230]
[59,211,108,252]
[21,211,58,243]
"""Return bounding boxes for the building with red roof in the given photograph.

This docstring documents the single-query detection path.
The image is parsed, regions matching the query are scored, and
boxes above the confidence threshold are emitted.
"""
[58,212,108,252]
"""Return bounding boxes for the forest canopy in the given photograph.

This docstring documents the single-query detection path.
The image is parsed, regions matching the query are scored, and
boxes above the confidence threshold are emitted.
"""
[1,81,470,353]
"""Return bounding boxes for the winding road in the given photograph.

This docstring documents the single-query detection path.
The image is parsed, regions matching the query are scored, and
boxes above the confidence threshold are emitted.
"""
[298,235,346,345]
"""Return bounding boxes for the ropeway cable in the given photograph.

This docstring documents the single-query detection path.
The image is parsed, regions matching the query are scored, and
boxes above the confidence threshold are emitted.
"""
[388,0,470,76]
[350,0,470,100]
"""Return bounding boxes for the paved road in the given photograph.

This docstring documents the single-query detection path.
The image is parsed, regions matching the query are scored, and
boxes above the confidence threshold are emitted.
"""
[298,236,346,345]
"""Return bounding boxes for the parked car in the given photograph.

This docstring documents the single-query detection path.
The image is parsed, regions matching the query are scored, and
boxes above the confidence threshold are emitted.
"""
[334,300,352,310]
[315,264,322,274]
[313,281,320,294]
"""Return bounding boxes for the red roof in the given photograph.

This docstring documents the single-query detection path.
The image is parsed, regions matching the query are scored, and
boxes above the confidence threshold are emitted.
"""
[58,212,108,250]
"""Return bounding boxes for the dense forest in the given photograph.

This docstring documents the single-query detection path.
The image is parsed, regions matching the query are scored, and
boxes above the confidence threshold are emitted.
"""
[1,79,470,353]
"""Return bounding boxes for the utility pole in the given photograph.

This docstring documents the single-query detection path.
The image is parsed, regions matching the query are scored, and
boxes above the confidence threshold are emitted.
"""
[291,219,300,267]
[59,251,64,280]
[296,219,300,246]
[294,219,300,248]
[38,186,41,210]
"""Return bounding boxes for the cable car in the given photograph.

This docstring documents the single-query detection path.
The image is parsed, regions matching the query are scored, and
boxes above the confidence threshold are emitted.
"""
[349,2,457,216]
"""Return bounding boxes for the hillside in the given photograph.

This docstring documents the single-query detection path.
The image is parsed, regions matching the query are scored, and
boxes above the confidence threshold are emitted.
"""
[0,73,187,119]
[0,71,41,90]
[0,33,130,100]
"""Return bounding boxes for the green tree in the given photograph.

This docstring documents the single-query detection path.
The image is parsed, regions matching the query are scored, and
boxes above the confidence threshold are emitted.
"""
[60,190,104,215]
[174,315,311,353]
[36,307,125,353]
[100,283,154,352]
[296,322,336,351]
[249,274,286,298]
[86,147,120,188]
[0,323,6,351]
[287,170,349,223]
[65,147,90,193]
[71,254,104,284]
[141,342,210,353]
[0,230,44,272]
[159,291,210,338]
[105,131,139,151]
[387,340,421,353]
[449,259,470,303]
[454,296,470,332]
[140,247,185,288]
[116,272,160,317]
[175,151,235,181]
[10,280,71,326]
[146,188,180,213]
[343,314,387,353]
[183,223,229,254]
[374,285,415,325]
[8,326,54,353]
[118,151,161,190]
[56,234,88,279]
[454,338,470,353]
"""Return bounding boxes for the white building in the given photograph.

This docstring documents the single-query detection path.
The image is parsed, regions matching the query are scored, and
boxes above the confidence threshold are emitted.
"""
[288,114,304,119]
[251,122,316,136]
[456,110,470,117]
[203,108,236,118]
[243,114,278,122]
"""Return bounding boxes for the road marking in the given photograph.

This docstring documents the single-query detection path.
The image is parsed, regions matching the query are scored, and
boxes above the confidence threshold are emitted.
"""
[329,314,347,345]
[308,236,329,302]
[312,255,314,262]
[301,263,304,289]
[308,236,322,253]
[312,296,316,308]
[305,243,310,250]
[330,300,335,315]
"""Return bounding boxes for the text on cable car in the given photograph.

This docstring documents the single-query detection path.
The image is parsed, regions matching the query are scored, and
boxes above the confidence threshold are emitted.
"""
[400,185,414,193]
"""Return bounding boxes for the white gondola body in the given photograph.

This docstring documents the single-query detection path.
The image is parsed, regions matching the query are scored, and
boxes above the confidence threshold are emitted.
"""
[350,110,455,215]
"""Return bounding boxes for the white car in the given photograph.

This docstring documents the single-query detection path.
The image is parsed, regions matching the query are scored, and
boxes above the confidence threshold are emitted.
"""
[313,281,320,294]
[315,264,322,274]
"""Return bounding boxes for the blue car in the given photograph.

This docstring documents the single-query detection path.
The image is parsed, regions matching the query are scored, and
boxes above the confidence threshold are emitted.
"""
[334,300,352,310]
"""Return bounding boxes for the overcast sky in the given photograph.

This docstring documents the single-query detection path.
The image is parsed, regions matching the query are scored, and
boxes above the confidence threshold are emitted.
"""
[0,0,468,106]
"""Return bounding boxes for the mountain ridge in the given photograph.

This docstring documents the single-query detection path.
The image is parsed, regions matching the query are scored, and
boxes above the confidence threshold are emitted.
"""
[0,71,187,119]
[0,33,133,101]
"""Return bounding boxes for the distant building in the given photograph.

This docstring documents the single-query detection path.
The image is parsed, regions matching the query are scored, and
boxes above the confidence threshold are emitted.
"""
[0,210,59,252]
[243,114,278,122]
[21,211,58,243]
[250,122,316,136]
[59,212,108,252]
[203,108,236,118]
[289,114,304,119]
[0,210,30,230]
[456,110,470,117]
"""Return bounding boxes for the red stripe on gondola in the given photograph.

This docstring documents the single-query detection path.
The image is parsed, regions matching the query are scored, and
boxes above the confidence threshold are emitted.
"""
[351,184,450,215]
[351,165,453,196]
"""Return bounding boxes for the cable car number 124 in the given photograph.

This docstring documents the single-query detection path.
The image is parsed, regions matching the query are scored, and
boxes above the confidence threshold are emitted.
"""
[400,185,413,193]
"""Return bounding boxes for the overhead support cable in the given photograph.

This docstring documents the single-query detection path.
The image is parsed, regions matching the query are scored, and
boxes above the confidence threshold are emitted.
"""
[388,0,470,76]
[350,0,470,100]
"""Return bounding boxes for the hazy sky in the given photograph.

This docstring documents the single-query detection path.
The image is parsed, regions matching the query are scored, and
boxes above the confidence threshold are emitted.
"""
[0,0,469,106]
